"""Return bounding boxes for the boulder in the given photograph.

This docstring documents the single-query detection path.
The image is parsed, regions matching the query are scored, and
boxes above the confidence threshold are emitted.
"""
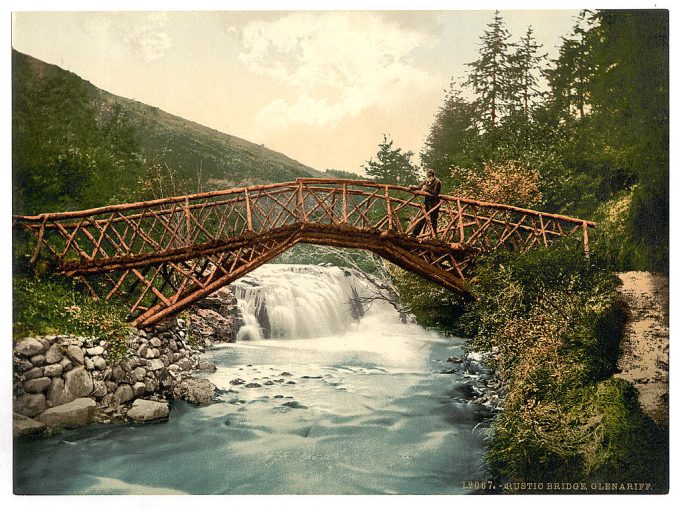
[132,367,147,382]
[172,378,216,405]
[14,393,47,417]
[64,367,93,398]
[144,378,159,393]
[197,361,217,373]
[13,413,46,436]
[59,358,73,372]
[126,399,170,422]
[65,345,84,365]
[23,367,43,380]
[23,377,51,394]
[43,364,63,377]
[87,346,105,356]
[114,384,134,403]
[45,344,63,364]
[47,377,70,406]
[189,308,233,340]
[30,355,46,366]
[92,381,108,398]
[147,359,165,371]
[92,356,107,370]
[36,398,96,428]
[15,338,46,357]
[132,382,147,397]
[84,357,95,371]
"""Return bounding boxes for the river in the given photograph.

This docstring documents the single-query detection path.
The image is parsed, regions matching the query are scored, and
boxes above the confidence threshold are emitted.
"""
[14,264,490,495]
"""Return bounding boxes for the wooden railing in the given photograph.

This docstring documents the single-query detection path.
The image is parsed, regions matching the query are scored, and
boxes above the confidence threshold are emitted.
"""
[14,178,594,326]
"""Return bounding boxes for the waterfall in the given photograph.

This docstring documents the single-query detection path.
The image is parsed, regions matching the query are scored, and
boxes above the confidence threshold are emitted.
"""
[230,264,399,340]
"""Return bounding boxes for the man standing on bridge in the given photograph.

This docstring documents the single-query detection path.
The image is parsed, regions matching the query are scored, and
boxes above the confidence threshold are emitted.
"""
[410,169,442,238]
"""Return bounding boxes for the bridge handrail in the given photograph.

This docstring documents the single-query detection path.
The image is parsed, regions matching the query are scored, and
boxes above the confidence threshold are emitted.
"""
[13,178,595,228]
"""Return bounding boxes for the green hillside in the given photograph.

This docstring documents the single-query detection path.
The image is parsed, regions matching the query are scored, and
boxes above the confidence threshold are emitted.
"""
[12,50,322,215]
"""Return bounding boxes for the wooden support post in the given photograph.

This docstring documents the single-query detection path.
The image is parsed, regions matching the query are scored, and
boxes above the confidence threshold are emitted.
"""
[29,216,48,264]
[298,182,307,222]
[245,189,253,231]
[385,185,393,231]
[583,221,590,258]
[456,199,465,242]
[342,183,348,223]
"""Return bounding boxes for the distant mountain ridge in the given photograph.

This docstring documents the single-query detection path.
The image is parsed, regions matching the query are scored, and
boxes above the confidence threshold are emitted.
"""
[12,50,323,199]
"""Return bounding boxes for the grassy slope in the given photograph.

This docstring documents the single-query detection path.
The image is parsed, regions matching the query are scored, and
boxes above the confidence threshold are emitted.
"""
[13,49,323,192]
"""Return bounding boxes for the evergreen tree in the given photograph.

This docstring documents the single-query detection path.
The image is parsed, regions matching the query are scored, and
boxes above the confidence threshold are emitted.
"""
[420,84,478,187]
[362,135,419,186]
[509,26,546,119]
[464,11,515,129]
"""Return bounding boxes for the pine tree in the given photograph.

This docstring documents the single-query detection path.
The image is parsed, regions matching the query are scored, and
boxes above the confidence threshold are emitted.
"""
[420,84,478,187]
[464,11,514,129]
[509,26,546,119]
[362,135,419,186]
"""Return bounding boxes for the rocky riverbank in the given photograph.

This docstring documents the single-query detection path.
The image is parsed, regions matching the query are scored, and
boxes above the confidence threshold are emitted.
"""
[446,349,503,411]
[13,288,240,436]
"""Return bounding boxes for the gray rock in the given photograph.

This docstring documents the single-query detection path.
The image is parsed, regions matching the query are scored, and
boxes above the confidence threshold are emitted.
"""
[87,346,105,356]
[144,378,158,393]
[111,365,126,382]
[15,358,33,372]
[127,399,169,422]
[129,357,141,369]
[147,358,165,371]
[131,367,147,382]
[59,357,73,372]
[114,384,134,403]
[132,382,147,397]
[178,358,194,372]
[45,344,64,364]
[84,357,95,371]
[105,381,118,393]
[65,345,84,365]
[168,340,178,351]
[197,361,217,373]
[150,337,162,348]
[30,354,46,366]
[92,356,107,370]
[92,381,108,398]
[15,338,46,356]
[47,377,69,406]
[14,393,47,417]
[172,378,216,405]
[23,367,43,380]
[43,364,63,377]
[24,377,51,393]
[13,413,47,436]
[64,367,93,398]
[36,398,96,428]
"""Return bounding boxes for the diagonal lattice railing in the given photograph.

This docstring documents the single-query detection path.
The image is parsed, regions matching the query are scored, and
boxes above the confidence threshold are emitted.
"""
[13,178,594,327]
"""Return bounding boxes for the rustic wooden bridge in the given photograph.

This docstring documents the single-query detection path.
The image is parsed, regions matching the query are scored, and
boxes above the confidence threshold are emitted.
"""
[14,178,594,327]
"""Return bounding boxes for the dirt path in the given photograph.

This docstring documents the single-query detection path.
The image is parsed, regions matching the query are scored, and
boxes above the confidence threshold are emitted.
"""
[616,271,669,426]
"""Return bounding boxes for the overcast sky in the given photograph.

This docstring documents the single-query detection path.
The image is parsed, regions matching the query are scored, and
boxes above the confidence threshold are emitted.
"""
[12,10,580,174]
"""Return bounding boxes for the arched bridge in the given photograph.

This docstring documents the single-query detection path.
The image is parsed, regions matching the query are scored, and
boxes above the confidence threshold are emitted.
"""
[14,178,594,327]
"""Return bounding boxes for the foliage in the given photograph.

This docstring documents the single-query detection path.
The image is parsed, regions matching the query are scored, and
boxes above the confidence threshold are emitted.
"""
[464,11,515,130]
[13,274,132,362]
[362,134,420,186]
[456,244,666,489]
[389,268,468,335]
[12,52,144,214]
[450,161,543,208]
[422,10,668,273]
[324,168,364,180]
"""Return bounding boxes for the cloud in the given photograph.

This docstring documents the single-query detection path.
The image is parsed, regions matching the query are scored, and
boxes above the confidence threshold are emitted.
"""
[81,12,172,62]
[237,12,436,132]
